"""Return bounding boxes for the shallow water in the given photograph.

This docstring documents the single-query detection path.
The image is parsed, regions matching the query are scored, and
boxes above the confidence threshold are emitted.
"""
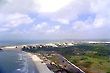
[0,50,39,73]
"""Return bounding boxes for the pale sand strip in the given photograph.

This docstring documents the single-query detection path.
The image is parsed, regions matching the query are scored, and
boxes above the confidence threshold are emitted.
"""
[27,53,54,73]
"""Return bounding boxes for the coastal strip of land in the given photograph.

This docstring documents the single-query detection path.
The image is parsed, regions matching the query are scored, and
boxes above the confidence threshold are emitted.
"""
[27,53,54,73]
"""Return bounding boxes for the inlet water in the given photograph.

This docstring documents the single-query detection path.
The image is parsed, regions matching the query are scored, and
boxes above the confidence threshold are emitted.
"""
[0,50,39,73]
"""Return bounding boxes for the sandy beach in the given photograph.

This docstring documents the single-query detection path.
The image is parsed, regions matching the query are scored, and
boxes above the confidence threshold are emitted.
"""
[27,53,54,73]
[1,46,20,51]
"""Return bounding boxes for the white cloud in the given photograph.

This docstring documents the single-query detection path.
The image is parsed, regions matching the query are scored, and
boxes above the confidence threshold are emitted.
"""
[93,17,106,28]
[0,13,33,32]
[33,0,73,13]
[40,0,91,24]
[46,25,60,33]
[0,0,33,13]
[33,22,48,31]
[56,18,69,24]
[31,22,61,34]
[0,28,9,32]
[0,0,73,13]
[54,25,60,30]
[90,0,110,14]
[0,0,110,39]
[73,21,91,31]
[90,0,110,28]
[4,13,33,28]
[69,0,110,31]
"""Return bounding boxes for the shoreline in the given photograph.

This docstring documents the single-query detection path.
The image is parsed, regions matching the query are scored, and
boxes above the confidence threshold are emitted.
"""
[27,53,54,73]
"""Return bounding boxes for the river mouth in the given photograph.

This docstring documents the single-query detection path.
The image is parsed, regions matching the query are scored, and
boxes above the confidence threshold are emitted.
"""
[0,50,39,73]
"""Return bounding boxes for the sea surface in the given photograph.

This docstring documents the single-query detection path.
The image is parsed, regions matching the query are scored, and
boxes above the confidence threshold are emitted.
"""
[0,40,55,46]
[0,50,39,73]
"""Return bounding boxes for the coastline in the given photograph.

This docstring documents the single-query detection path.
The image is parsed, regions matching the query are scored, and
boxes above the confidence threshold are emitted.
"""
[27,53,54,73]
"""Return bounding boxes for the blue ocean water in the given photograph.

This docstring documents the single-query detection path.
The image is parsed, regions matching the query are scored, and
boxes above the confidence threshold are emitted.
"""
[0,40,55,46]
[0,51,39,73]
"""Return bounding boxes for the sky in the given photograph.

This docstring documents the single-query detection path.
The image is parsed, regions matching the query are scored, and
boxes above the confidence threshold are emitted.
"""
[0,0,110,41]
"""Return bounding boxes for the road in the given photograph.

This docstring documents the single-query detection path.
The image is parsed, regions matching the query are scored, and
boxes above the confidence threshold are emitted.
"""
[57,54,85,73]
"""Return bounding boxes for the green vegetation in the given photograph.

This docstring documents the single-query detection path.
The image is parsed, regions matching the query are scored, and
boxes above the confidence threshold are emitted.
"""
[64,44,110,73]
[22,43,110,73]
[66,55,110,73]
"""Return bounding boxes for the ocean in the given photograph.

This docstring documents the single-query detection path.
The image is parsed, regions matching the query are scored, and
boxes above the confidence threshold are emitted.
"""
[0,50,39,73]
[0,40,56,46]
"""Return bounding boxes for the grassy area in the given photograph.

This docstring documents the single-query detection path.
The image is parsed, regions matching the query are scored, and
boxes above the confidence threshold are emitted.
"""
[61,44,110,73]
[22,43,110,73]
[65,55,110,73]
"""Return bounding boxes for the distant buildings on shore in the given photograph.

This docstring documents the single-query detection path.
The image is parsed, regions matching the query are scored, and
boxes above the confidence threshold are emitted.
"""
[21,42,77,49]
[1,41,110,50]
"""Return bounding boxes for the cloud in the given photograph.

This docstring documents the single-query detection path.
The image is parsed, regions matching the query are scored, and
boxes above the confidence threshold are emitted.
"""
[6,13,33,27]
[31,22,49,33]
[0,13,33,32]
[90,0,110,14]
[93,17,106,28]
[73,21,91,31]
[89,0,110,29]
[0,0,33,13]
[31,22,61,34]
[55,18,70,24]
[46,25,61,33]
[0,0,110,40]
[40,0,91,23]
[0,28,9,32]
[33,0,73,13]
